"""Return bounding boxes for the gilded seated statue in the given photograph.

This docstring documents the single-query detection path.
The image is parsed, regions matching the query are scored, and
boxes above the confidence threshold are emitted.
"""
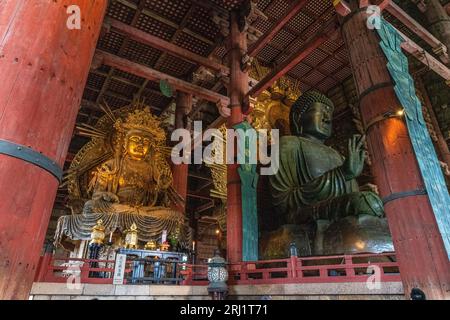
[264,91,393,257]
[85,109,173,212]
[55,104,187,247]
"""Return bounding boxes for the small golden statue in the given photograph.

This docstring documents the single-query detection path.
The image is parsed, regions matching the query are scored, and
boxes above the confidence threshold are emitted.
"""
[159,242,170,251]
[55,102,189,249]
[144,240,157,251]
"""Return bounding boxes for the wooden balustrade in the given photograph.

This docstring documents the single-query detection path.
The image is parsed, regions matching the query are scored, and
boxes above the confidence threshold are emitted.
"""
[35,252,400,286]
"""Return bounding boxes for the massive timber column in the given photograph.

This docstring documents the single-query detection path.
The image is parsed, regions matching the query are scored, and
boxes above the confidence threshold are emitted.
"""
[0,0,107,299]
[226,12,248,263]
[341,9,450,299]
[172,92,192,213]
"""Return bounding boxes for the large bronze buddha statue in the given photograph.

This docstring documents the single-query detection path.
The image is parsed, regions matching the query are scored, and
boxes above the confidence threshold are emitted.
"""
[264,91,393,257]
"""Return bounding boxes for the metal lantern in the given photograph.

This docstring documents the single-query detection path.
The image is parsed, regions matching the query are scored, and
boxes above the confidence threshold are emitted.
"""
[124,223,139,249]
[90,219,106,245]
[289,242,298,257]
[207,251,228,300]
[89,220,105,277]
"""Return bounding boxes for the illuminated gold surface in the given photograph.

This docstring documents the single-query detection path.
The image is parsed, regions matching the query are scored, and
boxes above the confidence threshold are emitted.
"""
[144,240,157,250]
[90,219,106,245]
[124,223,139,249]
[56,101,187,248]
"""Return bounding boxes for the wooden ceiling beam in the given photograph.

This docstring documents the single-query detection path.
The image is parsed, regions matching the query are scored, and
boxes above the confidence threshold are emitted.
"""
[92,0,147,125]
[248,0,310,57]
[381,0,449,64]
[96,50,230,106]
[396,28,450,82]
[247,20,339,97]
[194,200,215,214]
[187,193,213,200]
[106,18,229,75]
[188,172,212,181]
[90,69,148,88]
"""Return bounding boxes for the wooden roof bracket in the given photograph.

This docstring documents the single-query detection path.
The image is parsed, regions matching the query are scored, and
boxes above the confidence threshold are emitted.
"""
[381,0,449,65]
[333,0,352,16]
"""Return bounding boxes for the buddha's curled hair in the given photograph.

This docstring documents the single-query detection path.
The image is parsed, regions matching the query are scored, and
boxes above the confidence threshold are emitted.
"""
[290,90,334,135]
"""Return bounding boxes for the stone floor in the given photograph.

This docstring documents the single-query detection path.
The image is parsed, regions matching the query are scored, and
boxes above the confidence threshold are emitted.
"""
[30,282,404,300]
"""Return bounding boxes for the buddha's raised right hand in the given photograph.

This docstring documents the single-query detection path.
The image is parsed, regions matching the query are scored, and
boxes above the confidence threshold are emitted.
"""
[343,134,366,180]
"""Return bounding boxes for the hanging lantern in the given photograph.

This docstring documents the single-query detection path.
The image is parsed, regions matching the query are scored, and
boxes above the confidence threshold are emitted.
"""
[124,223,139,249]
[159,79,173,98]
[207,251,228,300]
[90,219,106,245]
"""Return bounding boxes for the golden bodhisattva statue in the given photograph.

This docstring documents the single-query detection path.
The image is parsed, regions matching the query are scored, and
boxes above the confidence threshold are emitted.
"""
[86,107,172,209]
[55,103,188,248]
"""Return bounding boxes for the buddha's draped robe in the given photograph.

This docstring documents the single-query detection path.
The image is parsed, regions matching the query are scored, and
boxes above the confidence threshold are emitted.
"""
[270,136,383,224]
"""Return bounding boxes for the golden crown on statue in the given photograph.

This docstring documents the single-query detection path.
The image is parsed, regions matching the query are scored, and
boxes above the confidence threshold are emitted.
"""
[114,106,166,143]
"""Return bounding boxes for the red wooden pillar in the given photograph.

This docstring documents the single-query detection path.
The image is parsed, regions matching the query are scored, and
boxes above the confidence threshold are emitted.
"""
[172,92,192,213]
[226,12,248,263]
[0,0,107,299]
[342,9,450,299]
[34,243,54,283]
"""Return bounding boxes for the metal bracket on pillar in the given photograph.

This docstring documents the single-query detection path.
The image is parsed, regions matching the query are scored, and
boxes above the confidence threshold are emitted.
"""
[382,189,427,204]
[364,109,405,133]
[0,139,63,182]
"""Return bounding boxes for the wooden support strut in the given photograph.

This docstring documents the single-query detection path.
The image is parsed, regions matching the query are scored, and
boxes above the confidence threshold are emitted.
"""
[95,50,230,108]
[247,0,310,57]
[332,0,450,83]
[382,0,449,64]
[105,18,230,75]
[246,19,338,98]
[333,0,352,16]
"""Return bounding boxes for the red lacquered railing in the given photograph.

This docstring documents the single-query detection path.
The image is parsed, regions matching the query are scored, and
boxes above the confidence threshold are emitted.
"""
[227,252,401,285]
[35,252,400,285]
[35,256,120,284]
